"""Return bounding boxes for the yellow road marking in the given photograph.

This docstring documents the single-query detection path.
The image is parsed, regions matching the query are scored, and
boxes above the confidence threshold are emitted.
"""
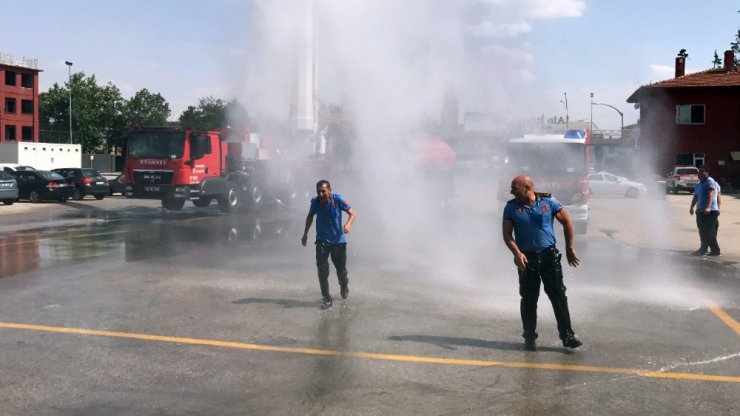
[704,299,740,335]
[0,321,738,383]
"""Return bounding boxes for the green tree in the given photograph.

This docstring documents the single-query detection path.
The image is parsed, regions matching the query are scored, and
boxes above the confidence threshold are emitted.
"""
[112,88,172,150]
[39,72,125,152]
[732,29,740,66]
[178,97,249,130]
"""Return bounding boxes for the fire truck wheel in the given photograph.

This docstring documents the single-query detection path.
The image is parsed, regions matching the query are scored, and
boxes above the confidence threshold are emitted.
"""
[245,182,262,211]
[192,197,212,208]
[218,182,240,213]
[162,198,185,211]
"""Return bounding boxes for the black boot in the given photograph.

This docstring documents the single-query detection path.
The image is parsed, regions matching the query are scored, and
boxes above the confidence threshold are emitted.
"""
[551,296,581,348]
[523,332,538,351]
[561,331,582,348]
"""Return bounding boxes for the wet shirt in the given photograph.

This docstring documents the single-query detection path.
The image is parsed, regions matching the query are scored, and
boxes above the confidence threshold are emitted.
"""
[694,177,719,211]
[309,193,351,244]
[503,194,562,252]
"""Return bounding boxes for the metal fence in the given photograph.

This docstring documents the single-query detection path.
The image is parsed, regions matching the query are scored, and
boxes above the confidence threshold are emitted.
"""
[81,154,123,173]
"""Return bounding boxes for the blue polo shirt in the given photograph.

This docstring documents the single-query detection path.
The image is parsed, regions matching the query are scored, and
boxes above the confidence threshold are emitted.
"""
[694,177,719,211]
[503,194,562,252]
[309,193,351,244]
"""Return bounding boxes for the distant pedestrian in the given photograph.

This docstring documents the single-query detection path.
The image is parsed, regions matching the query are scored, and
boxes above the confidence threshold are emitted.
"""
[689,166,720,256]
[302,180,357,309]
[502,175,583,351]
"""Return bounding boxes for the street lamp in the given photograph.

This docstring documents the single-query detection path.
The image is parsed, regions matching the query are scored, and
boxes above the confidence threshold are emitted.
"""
[592,102,623,138]
[589,92,594,134]
[560,92,569,130]
[65,61,73,144]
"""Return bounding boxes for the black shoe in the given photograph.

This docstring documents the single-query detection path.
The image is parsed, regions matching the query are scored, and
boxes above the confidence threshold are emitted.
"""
[690,250,707,257]
[320,298,333,310]
[561,333,582,349]
[523,332,537,351]
[523,338,537,351]
[340,285,349,299]
[708,252,721,257]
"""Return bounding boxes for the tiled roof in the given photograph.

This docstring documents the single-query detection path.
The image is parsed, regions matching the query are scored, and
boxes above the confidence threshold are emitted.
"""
[651,67,740,88]
[627,66,740,102]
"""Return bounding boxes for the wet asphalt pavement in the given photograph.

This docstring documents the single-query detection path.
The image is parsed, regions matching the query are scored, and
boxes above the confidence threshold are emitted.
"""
[0,187,738,415]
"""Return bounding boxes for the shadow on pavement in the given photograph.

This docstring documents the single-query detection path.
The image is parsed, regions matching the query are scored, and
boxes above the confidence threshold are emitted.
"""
[232,297,317,309]
[388,335,571,353]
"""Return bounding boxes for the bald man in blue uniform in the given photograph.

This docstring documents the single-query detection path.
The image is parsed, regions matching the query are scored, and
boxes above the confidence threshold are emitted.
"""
[502,175,583,351]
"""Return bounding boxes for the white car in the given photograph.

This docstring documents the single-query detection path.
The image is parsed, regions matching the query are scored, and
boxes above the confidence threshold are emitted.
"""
[588,171,648,198]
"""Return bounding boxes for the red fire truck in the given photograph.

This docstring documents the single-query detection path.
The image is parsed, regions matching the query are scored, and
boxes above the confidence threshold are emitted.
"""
[499,129,591,234]
[123,126,322,212]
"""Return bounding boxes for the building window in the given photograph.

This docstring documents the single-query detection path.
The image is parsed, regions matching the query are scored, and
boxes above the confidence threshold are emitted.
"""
[5,98,16,114]
[21,73,33,88]
[5,125,16,140]
[5,70,16,86]
[21,100,33,114]
[22,126,33,141]
[676,104,705,124]
[675,153,705,167]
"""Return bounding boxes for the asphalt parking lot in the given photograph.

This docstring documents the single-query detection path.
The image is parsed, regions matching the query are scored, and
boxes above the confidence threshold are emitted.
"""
[0,188,737,415]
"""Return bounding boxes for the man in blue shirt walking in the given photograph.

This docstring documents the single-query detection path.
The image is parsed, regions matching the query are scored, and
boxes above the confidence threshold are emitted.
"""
[502,175,582,351]
[689,165,720,256]
[302,180,357,309]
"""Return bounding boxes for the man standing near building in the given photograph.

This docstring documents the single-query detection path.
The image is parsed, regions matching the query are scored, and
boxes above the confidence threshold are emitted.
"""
[302,180,357,309]
[689,166,720,256]
[502,175,583,351]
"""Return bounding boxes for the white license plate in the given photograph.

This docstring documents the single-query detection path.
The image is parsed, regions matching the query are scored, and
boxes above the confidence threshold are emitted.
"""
[96,181,105,185]
[144,186,160,192]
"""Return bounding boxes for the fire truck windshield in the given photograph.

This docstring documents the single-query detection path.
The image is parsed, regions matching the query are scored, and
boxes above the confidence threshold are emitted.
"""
[506,143,586,176]
[128,131,185,159]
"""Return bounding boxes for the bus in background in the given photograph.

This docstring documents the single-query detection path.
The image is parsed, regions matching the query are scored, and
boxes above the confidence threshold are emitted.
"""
[499,129,591,234]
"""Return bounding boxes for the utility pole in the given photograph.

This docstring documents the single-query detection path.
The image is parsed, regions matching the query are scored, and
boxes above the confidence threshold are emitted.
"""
[65,61,73,144]
[590,92,593,134]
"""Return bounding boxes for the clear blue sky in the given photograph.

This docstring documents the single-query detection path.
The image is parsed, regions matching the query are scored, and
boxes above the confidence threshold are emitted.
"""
[5,1,739,130]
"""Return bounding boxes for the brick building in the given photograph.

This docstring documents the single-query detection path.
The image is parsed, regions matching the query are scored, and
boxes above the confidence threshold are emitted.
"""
[0,53,41,142]
[627,50,740,186]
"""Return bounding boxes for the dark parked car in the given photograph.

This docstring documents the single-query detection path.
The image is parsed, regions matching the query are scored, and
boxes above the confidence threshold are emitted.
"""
[15,170,73,203]
[1,165,36,176]
[52,168,108,200]
[0,171,19,205]
[104,173,125,196]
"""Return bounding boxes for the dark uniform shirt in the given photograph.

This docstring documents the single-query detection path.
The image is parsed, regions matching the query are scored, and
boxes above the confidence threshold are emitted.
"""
[503,193,562,252]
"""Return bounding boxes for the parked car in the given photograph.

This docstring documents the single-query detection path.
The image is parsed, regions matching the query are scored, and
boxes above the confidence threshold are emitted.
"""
[15,170,72,203]
[104,173,125,196]
[0,164,36,176]
[588,171,648,198]
[52,168,109,200]
[0,171,19,205]
[665,166,699,194]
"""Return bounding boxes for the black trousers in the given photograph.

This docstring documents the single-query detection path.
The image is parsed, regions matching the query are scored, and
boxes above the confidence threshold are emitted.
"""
[696,211,720,254]
[518,247,575,340]
[315,242,348,301]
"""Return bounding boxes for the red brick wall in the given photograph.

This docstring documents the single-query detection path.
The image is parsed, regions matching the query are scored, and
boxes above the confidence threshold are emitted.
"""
[0,64,40,142]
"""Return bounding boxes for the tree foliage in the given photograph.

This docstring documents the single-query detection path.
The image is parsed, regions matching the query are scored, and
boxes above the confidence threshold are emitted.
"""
[39,73,171,153]
[731,29,740,66]
[178,96,249,131]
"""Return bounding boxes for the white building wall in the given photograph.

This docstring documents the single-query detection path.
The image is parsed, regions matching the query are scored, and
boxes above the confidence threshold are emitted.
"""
[0,142,82,170]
